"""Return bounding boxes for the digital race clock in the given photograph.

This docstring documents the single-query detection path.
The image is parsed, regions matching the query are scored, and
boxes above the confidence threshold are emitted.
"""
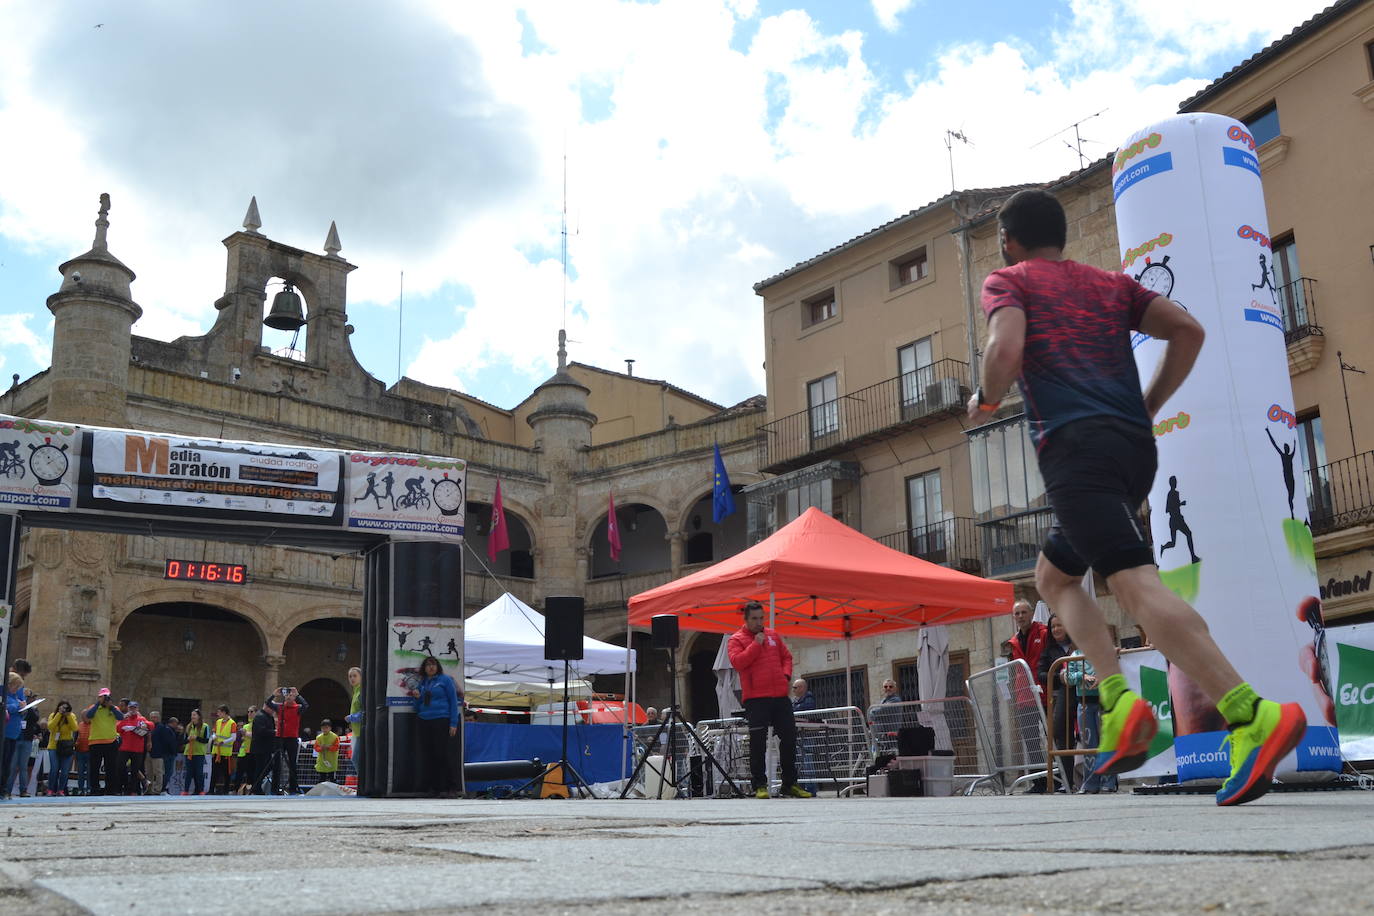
[163,560,248,584]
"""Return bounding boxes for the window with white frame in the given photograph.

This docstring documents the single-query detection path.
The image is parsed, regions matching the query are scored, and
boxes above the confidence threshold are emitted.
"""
[808,374,839,438]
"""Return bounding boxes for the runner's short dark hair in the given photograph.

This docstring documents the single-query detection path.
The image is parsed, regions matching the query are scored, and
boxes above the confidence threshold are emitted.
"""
[998,189,1067,251]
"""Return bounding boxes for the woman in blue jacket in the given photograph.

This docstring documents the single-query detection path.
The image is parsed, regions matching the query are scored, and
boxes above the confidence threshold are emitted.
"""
[407,656,461,798]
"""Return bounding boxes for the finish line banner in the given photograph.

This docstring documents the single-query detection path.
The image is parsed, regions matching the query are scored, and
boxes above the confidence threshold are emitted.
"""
[0,412,467,544]
[1114,114,1340,782]
[87,429,342,520]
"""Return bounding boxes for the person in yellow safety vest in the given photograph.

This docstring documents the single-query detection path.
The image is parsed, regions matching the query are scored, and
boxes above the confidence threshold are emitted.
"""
[313,719,339,785]
[184,709,210,795]
[210,705,238,795]
[232,706,255,792]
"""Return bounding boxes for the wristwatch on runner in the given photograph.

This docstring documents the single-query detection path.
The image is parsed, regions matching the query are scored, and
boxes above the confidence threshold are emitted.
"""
[976,386,1001,412]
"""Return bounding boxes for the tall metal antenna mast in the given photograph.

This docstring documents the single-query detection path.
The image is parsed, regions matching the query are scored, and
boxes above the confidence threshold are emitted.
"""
[561,148,568,332]
[1031,108,1108,170]
[945,129,972,191]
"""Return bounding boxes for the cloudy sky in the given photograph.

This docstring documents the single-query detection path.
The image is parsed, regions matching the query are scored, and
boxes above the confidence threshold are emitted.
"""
[0,0,1330,411]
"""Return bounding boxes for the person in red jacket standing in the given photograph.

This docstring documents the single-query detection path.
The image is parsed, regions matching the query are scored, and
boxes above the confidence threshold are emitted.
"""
[727,601,811,799]
[115,702,152,795]
[1007,599,1050,792]
[1008,599,1049,684]
[266,688,309,794]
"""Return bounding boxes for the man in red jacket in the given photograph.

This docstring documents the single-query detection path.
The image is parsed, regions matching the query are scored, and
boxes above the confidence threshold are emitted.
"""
[1007,599,1050,792]
[727,601,811,799]
[1008,599,1049,692]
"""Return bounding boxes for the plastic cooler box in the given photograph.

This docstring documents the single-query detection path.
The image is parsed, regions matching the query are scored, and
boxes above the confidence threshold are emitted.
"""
[895,755,955,797]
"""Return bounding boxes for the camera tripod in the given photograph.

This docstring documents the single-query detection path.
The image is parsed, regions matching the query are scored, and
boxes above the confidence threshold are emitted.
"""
[620,646,743,799]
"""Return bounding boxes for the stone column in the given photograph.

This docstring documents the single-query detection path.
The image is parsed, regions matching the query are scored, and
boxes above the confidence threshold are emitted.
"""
[262,654,287,702]
[668,531,684,577]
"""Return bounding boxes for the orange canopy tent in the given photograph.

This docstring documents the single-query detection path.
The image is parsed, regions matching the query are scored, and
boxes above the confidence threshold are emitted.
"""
[628,507,1014,639]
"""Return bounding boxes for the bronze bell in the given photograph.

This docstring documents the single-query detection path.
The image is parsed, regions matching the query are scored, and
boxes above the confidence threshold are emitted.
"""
[264,283,305,331]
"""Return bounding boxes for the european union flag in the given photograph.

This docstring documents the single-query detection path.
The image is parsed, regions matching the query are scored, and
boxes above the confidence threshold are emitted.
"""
[712,443,736,523]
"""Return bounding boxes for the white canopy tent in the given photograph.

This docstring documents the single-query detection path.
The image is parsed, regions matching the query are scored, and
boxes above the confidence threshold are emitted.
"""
[465,592,636,682]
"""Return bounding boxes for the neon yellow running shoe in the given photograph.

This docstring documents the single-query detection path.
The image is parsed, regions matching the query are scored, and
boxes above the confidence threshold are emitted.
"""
[784,784,813,798]
[754,787,770,799]
[1092,691,1157,777]
[1215,700,1306,807]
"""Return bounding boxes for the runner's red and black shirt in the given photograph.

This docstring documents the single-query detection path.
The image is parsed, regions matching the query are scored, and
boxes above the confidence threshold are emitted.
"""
[981,258,1157,449]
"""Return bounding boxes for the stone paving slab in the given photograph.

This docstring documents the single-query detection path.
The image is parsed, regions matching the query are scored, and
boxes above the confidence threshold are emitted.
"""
[3,791,1373,914]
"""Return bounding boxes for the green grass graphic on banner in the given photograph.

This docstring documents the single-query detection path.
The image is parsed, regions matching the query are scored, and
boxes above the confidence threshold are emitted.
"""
[1139,665,1175,758]
[1336,641,1374,744]
[1160,562,1200,602]
[1282,518,1316,576]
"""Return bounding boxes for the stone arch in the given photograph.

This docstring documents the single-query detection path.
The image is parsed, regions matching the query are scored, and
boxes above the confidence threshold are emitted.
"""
[260,272,316,360]
[465,499,536,579]
[582,489,672,552]
[676,485,751,567]
[115,586,272,656]
[664,469,764,532]
[587,500,670,579]
[281,615,363,710]
[112,600,271,719]
[277,604,363,645]
[299,676,352,732]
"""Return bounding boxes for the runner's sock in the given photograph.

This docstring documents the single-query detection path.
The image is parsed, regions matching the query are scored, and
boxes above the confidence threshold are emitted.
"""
[1099,673,1128,711]
[1218,682,1261,727]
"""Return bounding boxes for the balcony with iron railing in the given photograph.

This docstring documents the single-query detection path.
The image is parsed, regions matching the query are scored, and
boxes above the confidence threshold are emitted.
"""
[1278,277,1321,344]
[874,517,982,573]
[975,507,1056,579]
[1278,277,1324,374]
[1308,450,1374,536]
[758,358,971,473]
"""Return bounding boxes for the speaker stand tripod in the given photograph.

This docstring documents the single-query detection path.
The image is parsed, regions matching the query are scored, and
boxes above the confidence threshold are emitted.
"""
[620,647,743,799]
[513,658,593,798]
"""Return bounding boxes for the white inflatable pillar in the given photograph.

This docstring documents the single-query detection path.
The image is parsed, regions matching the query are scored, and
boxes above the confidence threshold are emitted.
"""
[1113,113,1340,781]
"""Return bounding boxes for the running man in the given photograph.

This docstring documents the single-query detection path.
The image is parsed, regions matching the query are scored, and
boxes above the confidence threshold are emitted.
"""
[968,189,1305,807]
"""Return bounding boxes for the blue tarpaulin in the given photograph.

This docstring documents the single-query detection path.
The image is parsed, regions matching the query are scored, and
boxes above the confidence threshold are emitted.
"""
[464,722,631,792]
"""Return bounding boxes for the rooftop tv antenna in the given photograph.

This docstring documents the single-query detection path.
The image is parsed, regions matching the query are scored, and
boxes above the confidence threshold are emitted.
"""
[945,129,973,191]
[1031,108,1108,170]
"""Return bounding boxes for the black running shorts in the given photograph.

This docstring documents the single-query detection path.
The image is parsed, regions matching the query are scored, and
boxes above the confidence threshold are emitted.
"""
[1037,416,1157,579]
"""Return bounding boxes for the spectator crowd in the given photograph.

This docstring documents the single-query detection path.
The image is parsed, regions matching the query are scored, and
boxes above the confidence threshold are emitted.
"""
[2,660,365,800]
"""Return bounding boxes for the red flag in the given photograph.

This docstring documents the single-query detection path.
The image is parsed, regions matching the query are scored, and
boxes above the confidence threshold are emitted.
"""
[607,491,622,562]
[487,479,510,562]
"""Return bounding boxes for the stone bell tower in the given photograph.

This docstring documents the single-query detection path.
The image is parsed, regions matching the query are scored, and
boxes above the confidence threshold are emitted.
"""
[45,194,141,426]
[526,331,597,600]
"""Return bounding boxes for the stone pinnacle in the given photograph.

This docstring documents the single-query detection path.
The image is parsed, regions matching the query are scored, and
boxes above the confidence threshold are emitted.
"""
[243,196,262,234]
[324,220,342,257]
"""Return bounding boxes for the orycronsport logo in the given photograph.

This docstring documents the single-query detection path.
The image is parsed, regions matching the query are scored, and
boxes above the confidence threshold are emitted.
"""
[1267,404,1297,429]
[1121,231,1173,270]
[1175,749,1228,767]
[1222,126,1261,177]
[1113,133,1172,200]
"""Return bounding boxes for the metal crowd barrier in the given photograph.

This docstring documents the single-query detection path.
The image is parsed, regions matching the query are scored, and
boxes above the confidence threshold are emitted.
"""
[1043,646,1159,795]
[965,659,1053,794]
[629,706,872,797]
[866,696,994,795]
[793,705,872,793]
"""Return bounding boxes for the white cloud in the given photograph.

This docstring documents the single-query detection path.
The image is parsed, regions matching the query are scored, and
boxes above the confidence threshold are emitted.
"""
[871,0,915,33]
[0,313,51,370]
[0,0,1336,410]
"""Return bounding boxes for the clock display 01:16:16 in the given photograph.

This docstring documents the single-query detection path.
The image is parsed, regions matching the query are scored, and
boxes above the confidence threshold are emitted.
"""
[163,560,247,583]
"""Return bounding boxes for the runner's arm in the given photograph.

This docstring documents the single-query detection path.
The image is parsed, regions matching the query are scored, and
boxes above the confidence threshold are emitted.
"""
[977,306,1026,405]
[1138,296,1204,417]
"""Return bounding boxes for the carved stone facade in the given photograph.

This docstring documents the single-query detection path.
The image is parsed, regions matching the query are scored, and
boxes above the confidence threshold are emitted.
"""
[5,199,762,720]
